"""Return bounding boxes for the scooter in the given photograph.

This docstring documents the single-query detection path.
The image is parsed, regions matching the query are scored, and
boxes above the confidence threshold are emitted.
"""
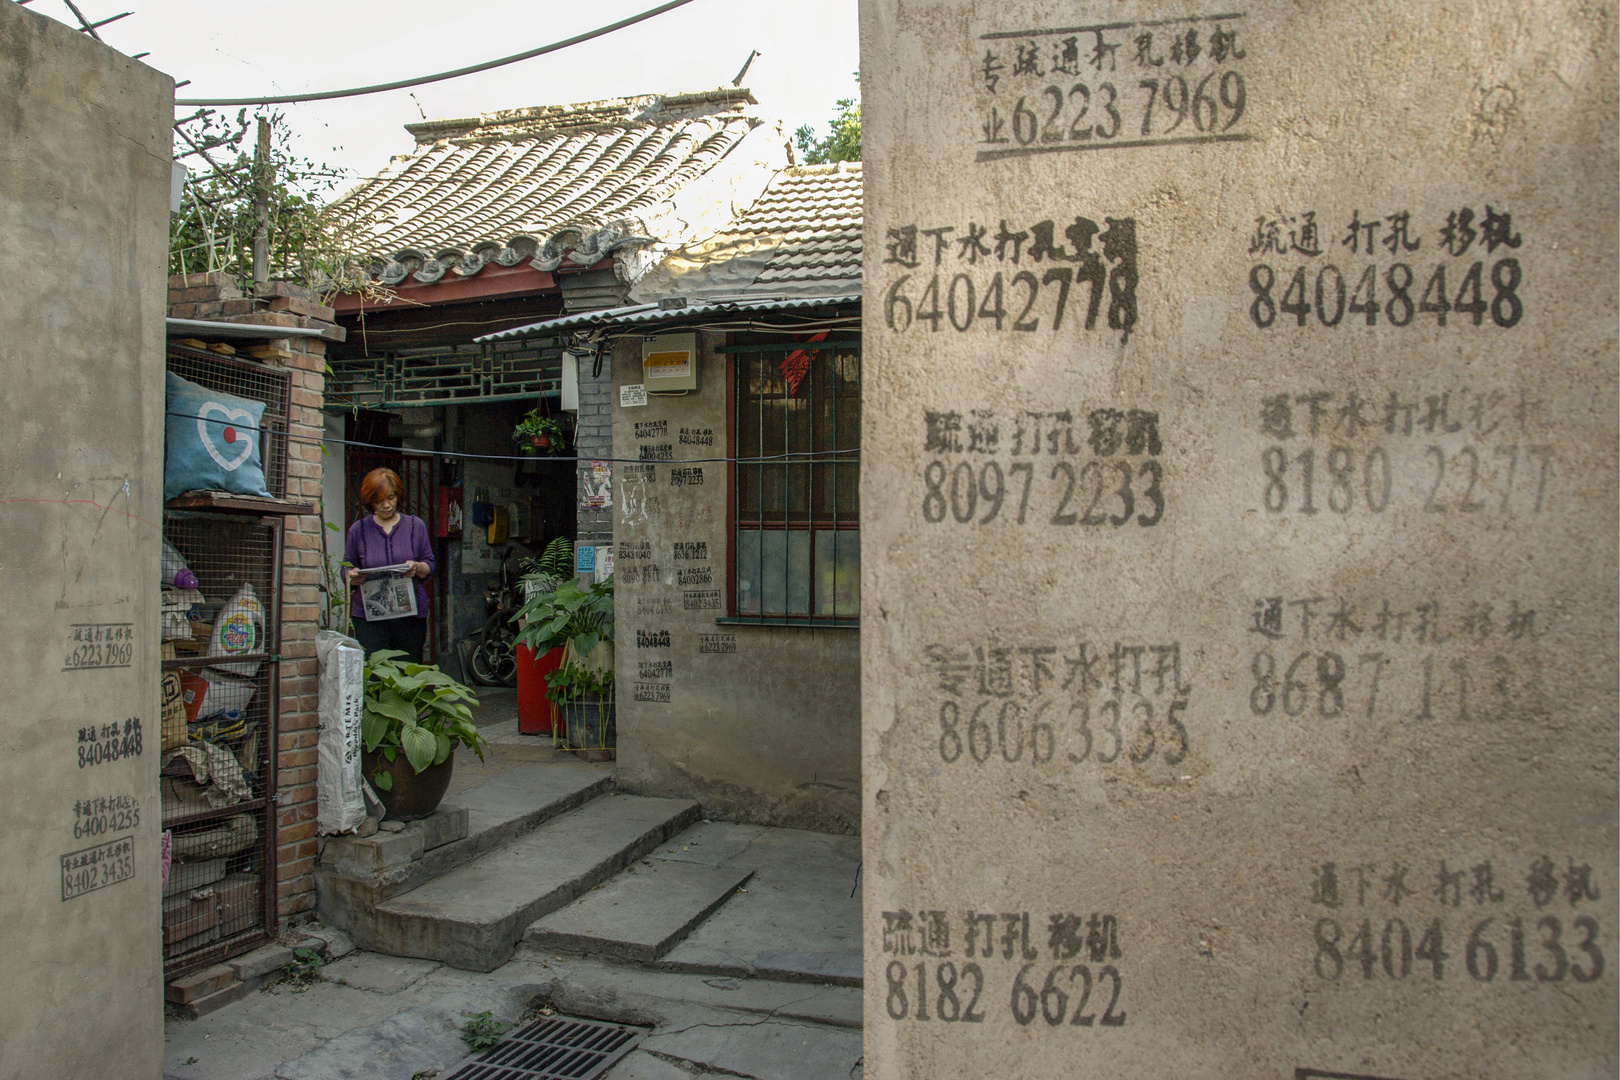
[466,547,520,687]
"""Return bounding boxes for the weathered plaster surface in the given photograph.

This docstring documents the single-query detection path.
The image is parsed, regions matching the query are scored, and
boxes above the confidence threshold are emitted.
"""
[611,336,861,833]
[0,4,172,1076]
[861,1,1617,1076]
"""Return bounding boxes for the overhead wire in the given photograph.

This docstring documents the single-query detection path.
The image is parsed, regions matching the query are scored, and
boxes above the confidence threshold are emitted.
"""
[164,409,859,467]
[175,0,698,107]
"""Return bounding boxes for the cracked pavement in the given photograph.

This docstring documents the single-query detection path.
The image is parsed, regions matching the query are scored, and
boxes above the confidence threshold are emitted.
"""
[163,951,862,1080]
[163,824,864,1080]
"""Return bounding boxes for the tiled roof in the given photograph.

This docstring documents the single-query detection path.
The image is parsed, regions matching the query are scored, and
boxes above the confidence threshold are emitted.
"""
[628,161,863,302]
[734,162,862,288]
[331,90,782,287]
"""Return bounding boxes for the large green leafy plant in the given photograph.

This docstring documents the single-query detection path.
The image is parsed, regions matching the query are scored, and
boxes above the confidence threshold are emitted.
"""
[512,578,615,703]
[360,650,486,790]
[519,536,576,597]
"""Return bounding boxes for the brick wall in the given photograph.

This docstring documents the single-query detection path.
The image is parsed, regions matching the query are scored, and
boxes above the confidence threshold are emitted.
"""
[167,271,344,925]
[575,350,614,545]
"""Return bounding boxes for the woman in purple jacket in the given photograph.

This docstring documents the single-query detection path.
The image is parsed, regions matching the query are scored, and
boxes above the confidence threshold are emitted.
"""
[344,467,435,663]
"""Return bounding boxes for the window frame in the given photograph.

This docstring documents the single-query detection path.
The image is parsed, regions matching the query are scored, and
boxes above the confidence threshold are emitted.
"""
[722,333,861,628]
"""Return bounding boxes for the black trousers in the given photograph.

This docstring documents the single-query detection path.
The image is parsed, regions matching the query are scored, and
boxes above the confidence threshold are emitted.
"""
[351,617,428,665]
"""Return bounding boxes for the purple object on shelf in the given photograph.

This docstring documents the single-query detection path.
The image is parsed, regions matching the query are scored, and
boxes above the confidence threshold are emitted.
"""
[174,569,199,590]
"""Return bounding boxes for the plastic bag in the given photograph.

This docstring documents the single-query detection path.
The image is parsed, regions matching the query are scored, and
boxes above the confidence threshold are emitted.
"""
[179,669,256,722]
[161,539,199,589]
[316,630,368,835]
[207,583,264,676]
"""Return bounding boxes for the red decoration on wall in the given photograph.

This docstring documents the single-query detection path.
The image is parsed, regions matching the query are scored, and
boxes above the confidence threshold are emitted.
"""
[779,331,828,395]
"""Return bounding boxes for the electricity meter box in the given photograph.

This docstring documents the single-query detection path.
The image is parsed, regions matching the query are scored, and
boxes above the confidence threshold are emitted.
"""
[641,333,698,393]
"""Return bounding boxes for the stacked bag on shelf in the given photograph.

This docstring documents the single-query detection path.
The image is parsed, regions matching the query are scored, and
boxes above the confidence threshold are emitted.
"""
[159,538,266,834]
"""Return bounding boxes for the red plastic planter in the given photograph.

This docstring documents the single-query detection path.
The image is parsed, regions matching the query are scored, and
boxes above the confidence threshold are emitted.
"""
[516,643,564,735]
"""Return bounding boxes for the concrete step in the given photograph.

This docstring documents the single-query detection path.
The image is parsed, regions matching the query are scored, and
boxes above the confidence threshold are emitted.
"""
[363,794,702,972]
[315,763,612,929]
[523,856,754,963]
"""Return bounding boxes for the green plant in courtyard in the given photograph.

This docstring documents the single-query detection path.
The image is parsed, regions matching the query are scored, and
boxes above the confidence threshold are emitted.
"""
[512,409,570,454]
[459,1010,512,1051]
[517,536,577,603]
[512,577,615,704]
[360,650,486,791]
[280,946,324,992]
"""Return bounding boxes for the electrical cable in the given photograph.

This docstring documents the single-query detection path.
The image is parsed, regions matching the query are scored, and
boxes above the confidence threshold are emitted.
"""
[175,0,698,107]
[165,409,859,467]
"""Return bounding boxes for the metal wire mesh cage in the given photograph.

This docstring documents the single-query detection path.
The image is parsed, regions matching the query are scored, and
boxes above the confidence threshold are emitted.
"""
[167,343,292,499]
[164,513,281,643]
[160,511,282,974]
[160,662,275,971]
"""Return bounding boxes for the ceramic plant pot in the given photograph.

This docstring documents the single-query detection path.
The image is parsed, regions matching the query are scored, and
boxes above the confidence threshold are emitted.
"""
[363,749,454,821]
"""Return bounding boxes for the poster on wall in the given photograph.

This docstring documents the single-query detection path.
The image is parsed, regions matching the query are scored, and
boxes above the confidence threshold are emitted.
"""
[582,460,612,509]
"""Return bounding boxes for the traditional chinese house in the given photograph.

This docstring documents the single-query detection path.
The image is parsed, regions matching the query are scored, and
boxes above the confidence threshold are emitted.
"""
[477,161,864,830]
[322,89,790,674]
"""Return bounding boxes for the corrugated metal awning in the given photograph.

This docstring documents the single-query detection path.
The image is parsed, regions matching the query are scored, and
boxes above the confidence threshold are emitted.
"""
[167,317,330,340]
[474,293,861,342]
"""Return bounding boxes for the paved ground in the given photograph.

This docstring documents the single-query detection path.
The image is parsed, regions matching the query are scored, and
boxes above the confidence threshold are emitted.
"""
[446,688,585,799]
[164,812,864,1080]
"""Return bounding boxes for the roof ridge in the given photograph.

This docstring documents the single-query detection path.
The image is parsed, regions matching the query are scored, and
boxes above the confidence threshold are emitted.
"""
[404,88,758,145]
[782,161,862,176]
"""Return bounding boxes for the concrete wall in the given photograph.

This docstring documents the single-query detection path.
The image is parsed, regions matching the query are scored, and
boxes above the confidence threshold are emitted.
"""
[610,335,861,833]
[860,1,1616,1076]
[0,5,172,1075]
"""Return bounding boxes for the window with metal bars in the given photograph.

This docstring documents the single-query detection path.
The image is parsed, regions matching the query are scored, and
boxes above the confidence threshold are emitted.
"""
[726,335,860,625]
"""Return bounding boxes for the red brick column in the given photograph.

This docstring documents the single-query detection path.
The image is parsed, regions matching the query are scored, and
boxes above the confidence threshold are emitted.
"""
[167,274,344,925]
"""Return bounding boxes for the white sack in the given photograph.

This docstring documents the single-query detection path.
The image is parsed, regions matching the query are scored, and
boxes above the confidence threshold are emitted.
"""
[316,630,367,835]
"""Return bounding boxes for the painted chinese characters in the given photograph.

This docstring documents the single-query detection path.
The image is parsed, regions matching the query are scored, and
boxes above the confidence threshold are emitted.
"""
[1254,385,1555,519]
[881,906,1128,1028]
[1306,855,1605,986]
[1247,205,1525,330]
[976,14,1253,161]
[882,215,1138,342]
[921,408,1164,528]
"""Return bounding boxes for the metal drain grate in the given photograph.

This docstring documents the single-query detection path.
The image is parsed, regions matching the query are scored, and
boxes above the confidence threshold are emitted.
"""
[444,1016,644,1080]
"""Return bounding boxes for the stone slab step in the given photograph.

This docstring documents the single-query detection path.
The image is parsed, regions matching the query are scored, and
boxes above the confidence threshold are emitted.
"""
[316,764,612,926]
[365,794,701,972]
[523,859,755,963]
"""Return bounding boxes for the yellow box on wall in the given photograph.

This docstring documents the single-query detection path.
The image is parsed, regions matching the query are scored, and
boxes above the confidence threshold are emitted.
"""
[641,333,698,393]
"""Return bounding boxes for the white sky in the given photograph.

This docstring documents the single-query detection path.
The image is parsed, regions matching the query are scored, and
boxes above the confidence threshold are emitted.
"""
[27,0,859,193]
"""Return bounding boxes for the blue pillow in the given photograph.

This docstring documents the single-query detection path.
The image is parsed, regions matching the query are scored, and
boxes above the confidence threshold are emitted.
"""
[164,371,272,500]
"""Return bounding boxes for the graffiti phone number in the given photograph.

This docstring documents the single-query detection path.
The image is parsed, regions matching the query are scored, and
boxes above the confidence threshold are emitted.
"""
[1313,914,1603,984]
[63,642,133,670]
[1248,259,1523,330]
[60,835,135,901]
[1260,443,1552,517]
[938,695,1188,769]
[78,719,144,768]
[886,959,1126,1027]
[923,459,1163,527]
[979,72,1250,159]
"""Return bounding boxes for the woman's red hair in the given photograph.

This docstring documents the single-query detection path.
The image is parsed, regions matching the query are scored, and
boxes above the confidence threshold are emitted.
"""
[360,468,402,513]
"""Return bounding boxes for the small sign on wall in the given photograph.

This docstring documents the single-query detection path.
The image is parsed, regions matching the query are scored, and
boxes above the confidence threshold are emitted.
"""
[620,384,648,407]
[597,546,614,582]
[575,545,596,574]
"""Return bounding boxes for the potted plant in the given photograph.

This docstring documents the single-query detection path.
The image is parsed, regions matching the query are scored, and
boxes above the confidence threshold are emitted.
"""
[512,577,614,760]
[512,409,569,455]
[360,649,487,820]
[513,537,576,735]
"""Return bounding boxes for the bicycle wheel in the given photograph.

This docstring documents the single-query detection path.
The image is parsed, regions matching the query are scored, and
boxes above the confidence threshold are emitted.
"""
[467,639,502,686]
[493,632,519,687]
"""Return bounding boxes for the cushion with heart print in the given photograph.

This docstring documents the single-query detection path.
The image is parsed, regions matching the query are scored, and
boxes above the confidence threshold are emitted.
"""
[163,371,273,500]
